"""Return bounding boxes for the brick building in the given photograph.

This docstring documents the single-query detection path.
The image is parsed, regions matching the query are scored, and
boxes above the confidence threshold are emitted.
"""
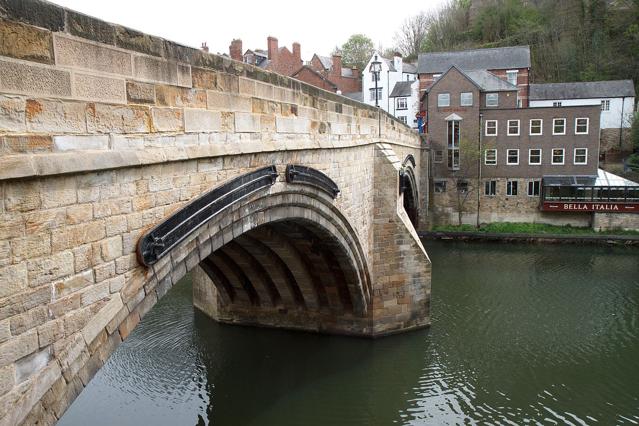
[229,37,302,77]
[423,66,639,227]
[294,53,361,94]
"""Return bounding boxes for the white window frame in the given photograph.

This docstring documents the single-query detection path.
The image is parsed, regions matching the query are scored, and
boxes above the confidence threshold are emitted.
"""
[575,117,589,135]
[369,88,382,101]
[433,150,443,163]
[553,101,562,107]
[398,116,407,124]
[485,149,497,165]
[528,148,542,165]
[553,118,566,135]
[485,120,498,136]
[551,148,565,165]
[438,93,450,107]
[460,92,473,106]
[397,97,407,110]
[506,149,519,165]
[506,180,518,196]
[507,119,520,136]
[485,180,497,196]
[574,148,588,165]
[506,70,518,86]
[529,119,543,135]
[486,93,499,107]
[527,180,540,197]
[601,99,610,111]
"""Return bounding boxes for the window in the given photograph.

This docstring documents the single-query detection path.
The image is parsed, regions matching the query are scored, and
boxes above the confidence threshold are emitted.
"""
[553,118,566,135]
[438,93,450,107]
[552,148,564,165]
[517,99,523,108]
[506,70,518,86]
[486,93,499,107]
[506,180,518,196]
[485,149,497,165]
[397,97,407,110]
[574,148,588,165]
[527,180,540,197]
[447,120,460,170]
[507,120,520,136]
[457,181,469,193]
[507,149,519,165]
[575,117,589,134]
[434,181,447,193]
[530,119,543,135]
[485,180,497,196]
[369,88,382,101]
[553,101,562,107]
[485,120,498,136]
[528,148,542,165]
[398,116,407,124]
[601,99,610,111]
[434,150,443,163]
[371,72,379,82]
[460,92,473,106]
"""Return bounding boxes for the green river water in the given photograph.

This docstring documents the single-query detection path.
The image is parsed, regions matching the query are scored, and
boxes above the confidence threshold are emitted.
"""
[59,240,639,425]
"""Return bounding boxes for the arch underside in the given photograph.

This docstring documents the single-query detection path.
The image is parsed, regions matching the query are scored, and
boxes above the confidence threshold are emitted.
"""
[402,163,419,228]
[152,185,374,335]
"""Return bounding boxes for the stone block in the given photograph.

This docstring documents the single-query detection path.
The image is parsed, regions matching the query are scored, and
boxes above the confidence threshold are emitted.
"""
[118,311,140,339]
[66,204,93,225]
[0,0,65,31]
[192,67,216,89]
[235,112,261,133]
[276,116,310,134]
[94,261,115,283]
[41,176,77,209]
[81,281,110,306]
[151,108,184,132]
[26,99,86,133]
[0,18,53,64]
[11,233,51,262]
[100,236,123,262]
[184,109,221,132]
[0,329,38,368]
[66,10,116,45]
[105,215,127,237]
[239,78,255,96]
[53,135,109,151]
[0,59,71,97]
[4,135,52,153]
[37,319,64,348]
[0,95,26,132]
[54,34,132,76]
[115,25,164,57]
[15,347,50,383]
[72,73,126,104]
[126,81,155,104]
[0,263,27,299]
[10,306,48,336]
[155,85,206,108]
[27,251,74,287]
[51,221,106,252]
[133,56,178,85]
[53,270,93,300]
[177,63,192,87]
[87,103,151,133]
[0,365,14,396]
[4,180,41,212]
[108,275,125,293]
[216,73,239,93]
[48,293,81,319]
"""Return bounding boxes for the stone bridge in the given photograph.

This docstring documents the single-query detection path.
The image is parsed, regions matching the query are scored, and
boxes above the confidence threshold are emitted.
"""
[0,1,431,424]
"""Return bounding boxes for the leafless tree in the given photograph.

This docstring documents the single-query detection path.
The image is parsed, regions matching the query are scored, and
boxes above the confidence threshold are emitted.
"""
[394,12,431,59]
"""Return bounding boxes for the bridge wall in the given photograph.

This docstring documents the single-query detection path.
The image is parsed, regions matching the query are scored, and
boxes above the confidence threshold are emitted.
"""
[0,1,428,424]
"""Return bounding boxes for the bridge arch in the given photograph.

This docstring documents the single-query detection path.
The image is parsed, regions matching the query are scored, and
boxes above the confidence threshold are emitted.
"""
[139,166,372,335]
[401,155,419,227]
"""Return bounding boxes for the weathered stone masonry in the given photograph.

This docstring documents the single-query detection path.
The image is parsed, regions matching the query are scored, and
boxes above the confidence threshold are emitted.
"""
[0,1,430,425]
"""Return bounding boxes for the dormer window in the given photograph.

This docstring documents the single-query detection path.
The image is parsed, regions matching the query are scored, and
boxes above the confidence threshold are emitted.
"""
[506,70,518,86]
[486,93,499,107]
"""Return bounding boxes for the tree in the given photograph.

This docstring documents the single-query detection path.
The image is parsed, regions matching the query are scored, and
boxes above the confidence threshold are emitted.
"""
[449,136,483,226]
[394,12,431,59]
[341,34,375,72]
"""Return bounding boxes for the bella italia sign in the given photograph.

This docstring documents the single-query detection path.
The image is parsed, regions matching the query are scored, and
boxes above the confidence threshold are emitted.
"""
[542,202,638,213]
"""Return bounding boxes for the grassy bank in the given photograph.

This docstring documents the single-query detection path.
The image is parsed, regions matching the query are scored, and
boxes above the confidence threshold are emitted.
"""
[432,222,639,236]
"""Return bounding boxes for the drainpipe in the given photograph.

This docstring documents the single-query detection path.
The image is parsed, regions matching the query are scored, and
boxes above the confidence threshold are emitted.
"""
[619,97,625,149]
[476,113,483,228]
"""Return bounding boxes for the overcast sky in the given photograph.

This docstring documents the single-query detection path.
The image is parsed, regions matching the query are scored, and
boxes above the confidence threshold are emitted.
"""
[49,0,448,61]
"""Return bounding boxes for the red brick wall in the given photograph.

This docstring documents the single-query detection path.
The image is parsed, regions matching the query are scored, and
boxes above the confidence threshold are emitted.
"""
[293,67,337,92]
[266,46,302,77]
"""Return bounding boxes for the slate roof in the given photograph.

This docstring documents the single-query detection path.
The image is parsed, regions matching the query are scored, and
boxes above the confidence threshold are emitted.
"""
[417,46,531,74]
[464,70,518,92]
[389,81,415,97]
[402,63,417,74]
[529,80,635,100]
[342,92,363,102]
[316,55,332,70]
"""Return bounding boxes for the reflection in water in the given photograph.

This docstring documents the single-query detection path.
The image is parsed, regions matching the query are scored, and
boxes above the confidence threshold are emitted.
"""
[59,241,639,425]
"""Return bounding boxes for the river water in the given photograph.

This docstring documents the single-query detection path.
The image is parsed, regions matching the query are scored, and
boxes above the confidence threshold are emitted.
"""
[59,240,639,425]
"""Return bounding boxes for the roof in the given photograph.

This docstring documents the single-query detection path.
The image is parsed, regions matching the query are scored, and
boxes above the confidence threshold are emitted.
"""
[292,66,338,90]
[402,63,417,74]
[543,169,639,187]
[425,66,517,93]
[530,80,635,100]
[381,57,396,72]
[342,92,363,102]
[389,81,415,97]
[417,46,531,74]
[316,54,332,70]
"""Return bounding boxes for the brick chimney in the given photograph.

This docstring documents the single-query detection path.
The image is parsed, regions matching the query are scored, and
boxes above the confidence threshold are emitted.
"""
[292,42,301,62]
[332,53,342,77]
[201,42,209,53]
[351,66,359,78]
[229,39,243,61]
[267,36,278,61]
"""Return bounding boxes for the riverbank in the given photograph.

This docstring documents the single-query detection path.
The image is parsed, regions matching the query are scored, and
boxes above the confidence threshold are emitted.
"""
[421,222,639,245]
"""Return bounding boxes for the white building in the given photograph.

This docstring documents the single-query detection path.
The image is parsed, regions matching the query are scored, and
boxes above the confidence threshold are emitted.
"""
[529,80,636,156]
[388,80,420,129]
[362,52,417,124]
